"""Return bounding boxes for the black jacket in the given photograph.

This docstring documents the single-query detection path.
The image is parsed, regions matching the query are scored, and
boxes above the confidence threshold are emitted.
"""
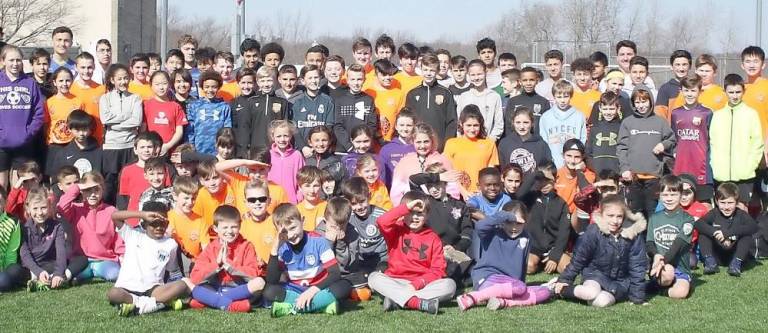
[239,92,289,153]
[406,81,457,147]
[230,93,255,157]
[505,91,551,135]
[497,132,552,174]
[516,171,570,261]
[46,137,102,177]
[305,152,347,195]
[409,172,473,252]
[331,88,380,152]
[695,209,759,241]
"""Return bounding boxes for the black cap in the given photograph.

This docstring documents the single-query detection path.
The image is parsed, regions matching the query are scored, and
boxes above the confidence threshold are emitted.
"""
[563,139,585,154]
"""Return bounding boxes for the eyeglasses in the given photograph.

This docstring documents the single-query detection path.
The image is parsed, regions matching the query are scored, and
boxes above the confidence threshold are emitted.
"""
[246,196,268,204]
[597,185,618,192]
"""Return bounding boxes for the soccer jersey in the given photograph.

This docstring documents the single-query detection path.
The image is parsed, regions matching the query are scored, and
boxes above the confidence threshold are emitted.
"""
[194,173,247,231]
[671,104,713,185]
[364,82,405,141]
[443,136,500,193]
[114,224,180,292]
[368,179,392,210]
[240,215,277,262]
[570,87,601,119]
[393,72,422,95]
[118,163,173,227]
[744,77,768,137]
[647,208,694,275]
[671,85,727,115]
[277,232,338,287]
[128,81,154,100]
[70,81,106,143]
[45,93,84,144]
[217,80,240,102]
[143,98,188,143]
[168,210,208,258]
[185,97,232,155]
[297,200,327,232]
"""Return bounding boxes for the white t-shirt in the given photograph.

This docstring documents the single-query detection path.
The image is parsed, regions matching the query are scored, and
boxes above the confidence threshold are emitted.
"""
[114,224,179,292]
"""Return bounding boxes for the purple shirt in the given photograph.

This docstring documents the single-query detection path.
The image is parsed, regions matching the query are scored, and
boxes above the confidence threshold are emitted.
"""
[0,72,45,148]
[378,138,415,188]
[671,104,713,184]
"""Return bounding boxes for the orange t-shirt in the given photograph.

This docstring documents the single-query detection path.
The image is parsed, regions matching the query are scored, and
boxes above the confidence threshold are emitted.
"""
[394,72,423,95]
[70,80,106,143]
[217,80,240,102]
[128,81,154,100]
[194,173,248,232]
[369,179,393,210]
[362,70,377,92]
[443,136,500,193]
[364,82,405,141]
[745,77,768,137]
[240,214,277,262]
[168,209,208,258]
[45,93,84,144]
[571,87,601,119]
[554,167,596,213]
[297,200,327,231]
[671,84,727,114]
[267,182,290,213]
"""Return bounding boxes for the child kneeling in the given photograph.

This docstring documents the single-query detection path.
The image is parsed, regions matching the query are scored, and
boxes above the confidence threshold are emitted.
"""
[553,195,647,307]
[189,205,265,312]
[368,192,456,315]
[107,203,191,316]
[456,201,551,311]
[263,203,352,317]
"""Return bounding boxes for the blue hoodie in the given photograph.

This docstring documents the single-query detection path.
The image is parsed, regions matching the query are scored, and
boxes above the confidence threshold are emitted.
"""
[0,72,44,148]
[185,96,232,155]
[538,105,587,168]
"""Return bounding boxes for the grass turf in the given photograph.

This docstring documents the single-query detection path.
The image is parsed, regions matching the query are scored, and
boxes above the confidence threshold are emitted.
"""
[2,263,768,332]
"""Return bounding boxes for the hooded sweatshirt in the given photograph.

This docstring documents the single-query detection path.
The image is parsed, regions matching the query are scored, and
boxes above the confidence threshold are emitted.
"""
[586,116,622,174]
[709,101,764,182]
[617,88,675,177]
[291,92,335,150]
[538,105,587,168]
[57,185,123,261]
[305,151,347,193]
[456,88,504,140]
[379,138,415,187]
[471,211,530,286]
[405,81,457,146]
[45,137,103,177]
[332,88,379,152]
[497,132,552,174]
[389,151,459,204]
[267,144,305,204]
[0,72,45,148]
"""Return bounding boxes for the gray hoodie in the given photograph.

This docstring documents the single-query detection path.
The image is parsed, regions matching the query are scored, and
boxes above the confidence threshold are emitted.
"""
[616,86,675,177]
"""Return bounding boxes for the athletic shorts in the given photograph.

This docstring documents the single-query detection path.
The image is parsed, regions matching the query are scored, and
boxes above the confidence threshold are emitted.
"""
[125,285,159,297]
[0,143,36,171]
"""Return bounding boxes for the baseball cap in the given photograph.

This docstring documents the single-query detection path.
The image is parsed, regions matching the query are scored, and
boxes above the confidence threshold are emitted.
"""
[563,139,585,154]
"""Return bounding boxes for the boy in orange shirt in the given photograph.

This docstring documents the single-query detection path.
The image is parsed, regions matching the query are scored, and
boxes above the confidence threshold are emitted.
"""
[554,139,595,232]
[741,46,768,137]
[167,176,208,275]
[127,54,153,100]
[240,179,277,263]
[364,59,405,141]
[295,166,327,232]
[215,51,239,102]
[353,38,376,90]
[692,54,727,111]
[393,43,422,94]
[193,159,249,240]
[569,58,601,120]
[71,52,106,144]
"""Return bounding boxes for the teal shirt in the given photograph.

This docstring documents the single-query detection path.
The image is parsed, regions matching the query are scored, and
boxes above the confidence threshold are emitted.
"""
[647,208,694,275]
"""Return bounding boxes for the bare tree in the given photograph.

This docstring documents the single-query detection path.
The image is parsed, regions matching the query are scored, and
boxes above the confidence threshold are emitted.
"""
[0,0,74,46]
[166,6,230,51]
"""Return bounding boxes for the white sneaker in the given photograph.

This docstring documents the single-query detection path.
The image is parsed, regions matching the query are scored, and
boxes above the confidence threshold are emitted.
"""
[540,277,558,291]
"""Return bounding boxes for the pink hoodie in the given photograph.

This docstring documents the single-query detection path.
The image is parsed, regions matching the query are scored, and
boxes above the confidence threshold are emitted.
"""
[57,185,124,261]
[390,151,460,204]
[268,143,305,203]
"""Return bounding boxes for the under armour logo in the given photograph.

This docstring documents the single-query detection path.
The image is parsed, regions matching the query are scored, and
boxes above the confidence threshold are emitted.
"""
[402,238,428,260]
[594,132,618,146]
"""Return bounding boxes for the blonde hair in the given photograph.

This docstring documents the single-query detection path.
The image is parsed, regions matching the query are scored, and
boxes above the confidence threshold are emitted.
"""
[245,179,269,195]
[24,186,50,207]
[552,79,574,97]
[355,154,379,174]
[173,176,200,195]
[80,171,105,188]
[269,120,296,140]
[256,66,275,79]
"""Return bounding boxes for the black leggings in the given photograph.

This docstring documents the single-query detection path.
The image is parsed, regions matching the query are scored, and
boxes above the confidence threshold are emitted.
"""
[0,264,26,291]
[627,178,659,219]
[33,255,89,279]
[263,279,352,302]
[698,234,753,263]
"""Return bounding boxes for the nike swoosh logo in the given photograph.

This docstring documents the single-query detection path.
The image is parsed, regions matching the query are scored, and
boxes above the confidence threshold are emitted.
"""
[66,155,74,160]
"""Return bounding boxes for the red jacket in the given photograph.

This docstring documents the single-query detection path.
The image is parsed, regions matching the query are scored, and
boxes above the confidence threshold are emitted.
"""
[376,204,446,289]
[6,187,28,220]
[190,235,263,285]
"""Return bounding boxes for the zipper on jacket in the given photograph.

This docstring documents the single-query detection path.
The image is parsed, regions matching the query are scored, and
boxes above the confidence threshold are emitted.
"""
[265,95,270,115]
[426,84,431,109]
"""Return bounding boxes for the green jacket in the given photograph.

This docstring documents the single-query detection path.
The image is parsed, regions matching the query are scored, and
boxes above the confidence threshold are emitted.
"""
[0,213,20,270]
[710,102,764,182]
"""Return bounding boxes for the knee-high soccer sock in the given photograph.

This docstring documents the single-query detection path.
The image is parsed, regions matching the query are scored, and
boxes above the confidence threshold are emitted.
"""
[221,284,252,302]
[468,280,527,304]
[302,289,336,313]
[192,286,229,309]
[283,289,301,305]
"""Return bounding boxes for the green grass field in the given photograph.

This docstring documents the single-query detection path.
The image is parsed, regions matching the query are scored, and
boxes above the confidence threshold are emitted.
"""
[2,263,768,332]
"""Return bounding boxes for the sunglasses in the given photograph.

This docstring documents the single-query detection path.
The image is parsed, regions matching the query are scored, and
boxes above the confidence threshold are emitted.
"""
[246,196,269,204]
[597,185,618,192]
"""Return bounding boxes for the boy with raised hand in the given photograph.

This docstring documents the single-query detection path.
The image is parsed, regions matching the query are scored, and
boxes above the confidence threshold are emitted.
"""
[70,52,106,144]
[741,46,768,137]
[186,71,232,155]
[476,37,501,89]
[108,202,191,316]
[570,58,601,120]
[167,176,207,276]
[671,75,714,202]
[506,66,550,135]
[448,55,470,99]
[291,65,335,157]
[368,192,456,314]
[365,59,405,141]
[265,203,352,317]
[215,51,239,102]
[535,49,565,105]
[28,48,55,98]
[538,80,587,169]
[710,74,764,204]
[393,42,422,95]
[647,175,694,299]
[189,205,265,312]
[332,64,379,152]
[655,50,692,122]
[406,54,457,147]
[117,132,172,226]
[127,53,153,100]
[49,26,75,73]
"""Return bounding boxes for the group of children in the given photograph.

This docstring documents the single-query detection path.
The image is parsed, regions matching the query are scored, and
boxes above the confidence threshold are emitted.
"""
[1,27,768,317]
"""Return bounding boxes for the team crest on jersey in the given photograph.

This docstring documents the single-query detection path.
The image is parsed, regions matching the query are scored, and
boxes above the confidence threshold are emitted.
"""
[157,250,170,262]
[264,234,274,245]
[272,103,281,113]
[451,207,462,219]
[435,95,444,105]
[387,98,395,106]
[366,224,378,236]
[518,238,528,249]
[683,223,693,236]
[255,102,260,108]
[318,104,325,114]
[305,254,317,266]
[715,96,723,104]
[533,104,542,115]
[692,116,701,126]
[225,192,235,205]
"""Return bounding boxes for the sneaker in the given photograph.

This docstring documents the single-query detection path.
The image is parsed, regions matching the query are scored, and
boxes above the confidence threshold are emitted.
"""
[382,297,399,312]
[456,294,475,312]
[540,277,559,291]
[26,280,49,292]
[227,299,251,313]
[271,302,295,318]
[486,297,504,311]
[418,298,439,315]
[728,258,743,277]
[323,301,338,315]
[117,303,136,317]
[189,299,206,309]
[349,287,372,302]
[137,301,165,315]
[703,256,719,275]
[166,299,184,311]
